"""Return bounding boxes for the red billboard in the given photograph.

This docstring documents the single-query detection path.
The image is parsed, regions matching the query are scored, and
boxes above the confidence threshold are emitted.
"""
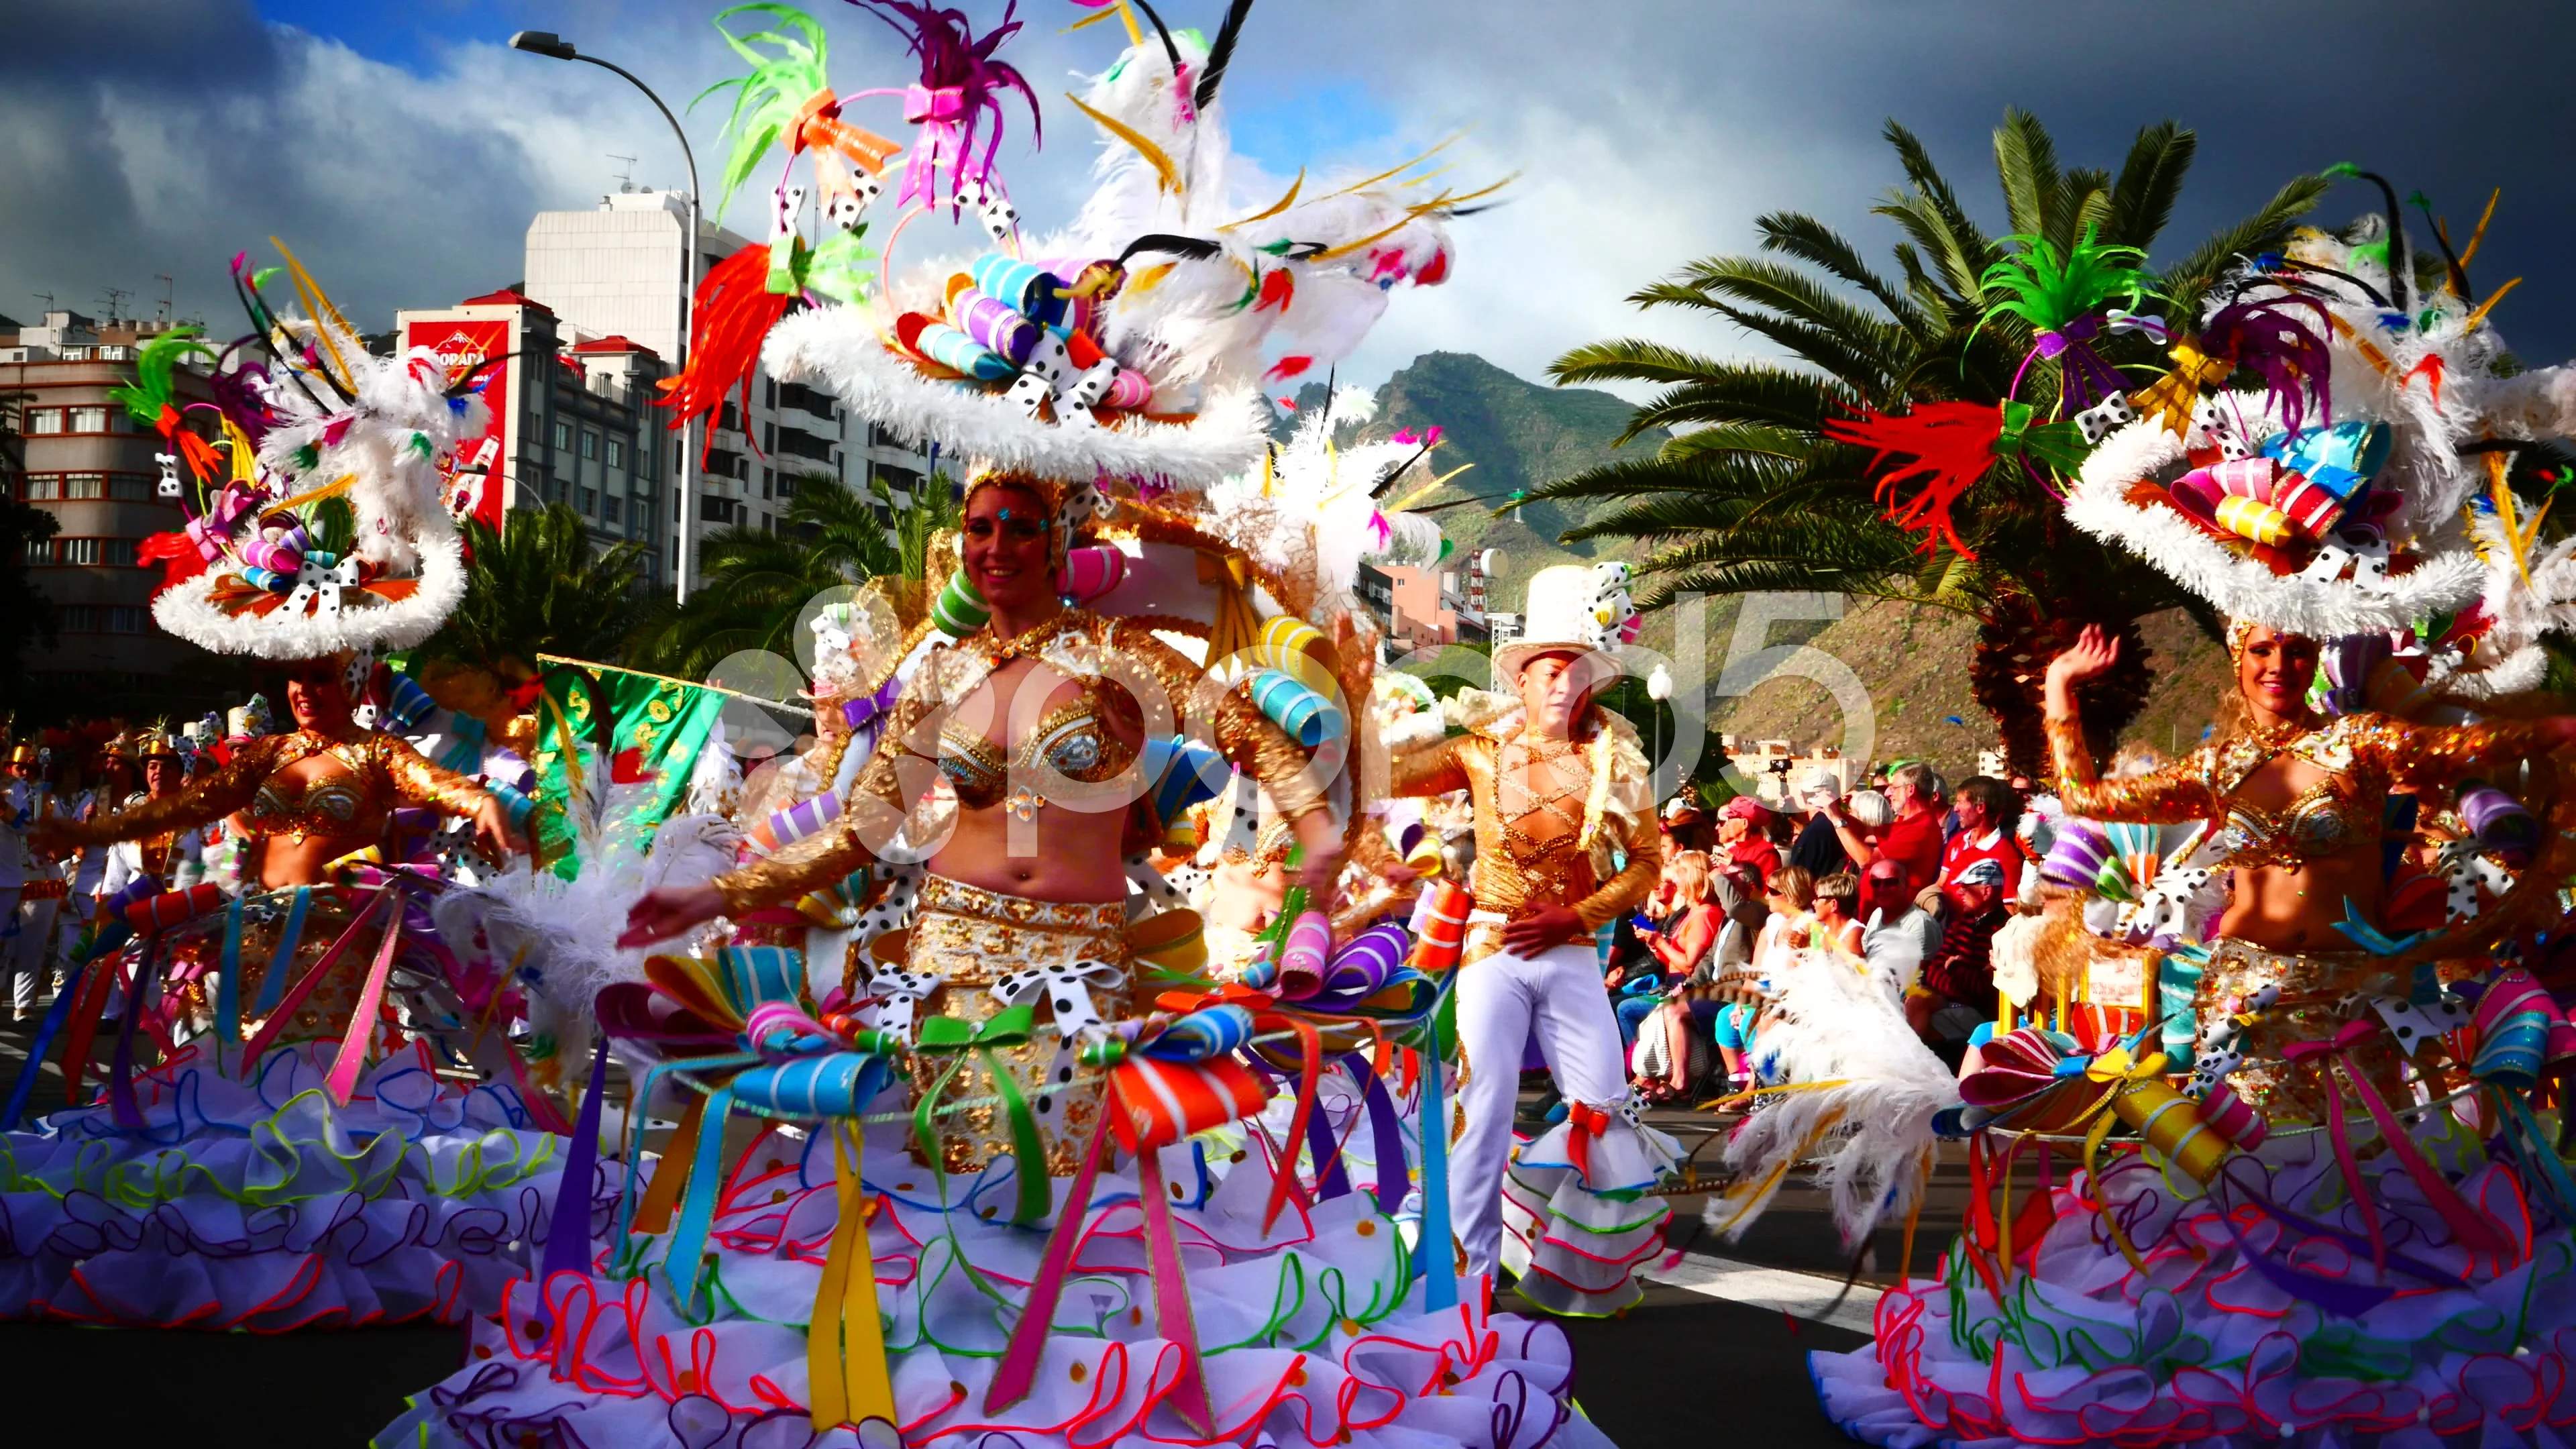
[405,315,514,534]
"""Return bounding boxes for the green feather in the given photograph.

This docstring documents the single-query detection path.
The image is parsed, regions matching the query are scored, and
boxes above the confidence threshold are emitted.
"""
[311,495,356,556]
[694,5,833,222]
[104,327,216,428]
[804,229,876,305]
[1976,223,2157,337]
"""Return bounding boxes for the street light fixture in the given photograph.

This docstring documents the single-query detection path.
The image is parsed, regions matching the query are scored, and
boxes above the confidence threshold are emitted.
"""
[509,30,702,604]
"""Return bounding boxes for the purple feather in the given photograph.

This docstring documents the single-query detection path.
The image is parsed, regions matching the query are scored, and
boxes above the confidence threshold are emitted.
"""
[849,1,1042,211]
[2203,295,2332,438]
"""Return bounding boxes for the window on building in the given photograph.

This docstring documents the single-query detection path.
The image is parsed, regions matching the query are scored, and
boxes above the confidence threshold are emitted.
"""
[19,475,60,500]
[580,487,598,515]
[764,377,777,410]
[553,419,572,451]
[718,400,740,433]
[64,472,105,500]
[23,537,50,566]
[775,474,799,500]
[761,513,774,534]
[111,474,156,501]
[56,604,97,631]
[761,468,773,500]
[67,407,109,433]
[106,606,147,633]
[762,422,775,454]
[603,493,623,524]
[700,495,733,523]
[23,409,62,435]
[58,537,101,566]
[103,539,138,567]
[606,437,625,470]
[580,429,600,461]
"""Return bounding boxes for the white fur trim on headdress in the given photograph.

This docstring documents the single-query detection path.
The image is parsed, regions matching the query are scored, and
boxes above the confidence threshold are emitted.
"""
[2063,417,2483,635]
[764,305,1269,488]
[152,529,467,659]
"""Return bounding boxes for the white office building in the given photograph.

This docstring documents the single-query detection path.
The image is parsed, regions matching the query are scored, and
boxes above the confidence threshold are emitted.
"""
[522,189,933,589]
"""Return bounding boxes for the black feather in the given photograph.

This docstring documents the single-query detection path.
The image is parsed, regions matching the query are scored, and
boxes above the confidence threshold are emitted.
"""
[1118,233,1224,264]
[1126,0,1186,83]
[1193,0,1255,112]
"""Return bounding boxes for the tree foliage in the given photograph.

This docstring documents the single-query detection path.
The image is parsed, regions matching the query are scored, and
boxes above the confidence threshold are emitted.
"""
[1534,111,2327,630]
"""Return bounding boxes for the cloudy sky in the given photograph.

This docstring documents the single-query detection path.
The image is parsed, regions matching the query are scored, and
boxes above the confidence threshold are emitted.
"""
[7,0,2573,393]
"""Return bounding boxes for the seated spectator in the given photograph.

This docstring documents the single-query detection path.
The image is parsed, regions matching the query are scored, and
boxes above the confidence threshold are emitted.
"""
[1940,775,2038,908]
[1907,857,2009,1062]
[1717,795,1782,889]
[1809,870,1864,957]
[1856,857,1939,1002]
[1786,768,1852,878]
[1619,851,1722,1095]
[1866,761,1946,893]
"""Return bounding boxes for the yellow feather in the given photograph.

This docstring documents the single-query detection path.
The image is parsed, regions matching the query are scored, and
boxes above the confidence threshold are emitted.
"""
[2460,276,2524,335]
[268,237,360,395]
[1318,136,1461,202]
[1221,170,1304,230]
[2457,188,2502,271]
[223,417,258,487]
[1129,261,1175,294]
[274,474,356,515]
[1305,214,1419,264]
[1383,462,1474,514]
[1063,91,1181,195]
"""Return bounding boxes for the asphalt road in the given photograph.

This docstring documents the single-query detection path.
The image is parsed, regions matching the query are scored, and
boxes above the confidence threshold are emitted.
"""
[0,1018,1959,1448]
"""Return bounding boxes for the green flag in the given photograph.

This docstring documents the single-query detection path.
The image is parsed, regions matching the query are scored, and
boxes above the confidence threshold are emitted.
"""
[533,662,727,880]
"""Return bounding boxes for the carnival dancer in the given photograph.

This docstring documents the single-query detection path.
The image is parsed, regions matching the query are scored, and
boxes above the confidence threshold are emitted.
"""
[1390,564,1678,1315]
[1,741,54,1021]
[91,726,210,900]
[0,246,595,1334]
[1780,207,2576,1445]
[623,472,1346,1165]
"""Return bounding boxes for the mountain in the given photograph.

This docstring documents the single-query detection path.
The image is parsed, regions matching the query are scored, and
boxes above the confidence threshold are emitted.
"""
[1286,352,1656,595]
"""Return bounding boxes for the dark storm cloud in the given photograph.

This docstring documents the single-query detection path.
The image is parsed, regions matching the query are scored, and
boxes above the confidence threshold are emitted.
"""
[1,0,2571,378]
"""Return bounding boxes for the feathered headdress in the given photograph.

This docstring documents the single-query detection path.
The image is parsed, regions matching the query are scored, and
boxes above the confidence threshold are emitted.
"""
[132,244,491,659]
[658,1,1478,496]
[2065,182,2576,647]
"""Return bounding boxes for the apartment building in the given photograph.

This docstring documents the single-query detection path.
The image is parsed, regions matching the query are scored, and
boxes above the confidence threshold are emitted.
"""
[521,189,931,590]
[3,310,229,712]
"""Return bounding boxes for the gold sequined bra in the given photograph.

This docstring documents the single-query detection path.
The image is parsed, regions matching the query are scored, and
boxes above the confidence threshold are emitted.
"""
[248,766,372,843]
[928,692,1140,811]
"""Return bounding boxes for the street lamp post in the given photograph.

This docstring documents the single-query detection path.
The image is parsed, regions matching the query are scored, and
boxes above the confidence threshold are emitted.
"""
[510,30,701,604]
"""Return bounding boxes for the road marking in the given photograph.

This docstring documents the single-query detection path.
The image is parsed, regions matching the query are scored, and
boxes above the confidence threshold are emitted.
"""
[1641,1252,1881,1335]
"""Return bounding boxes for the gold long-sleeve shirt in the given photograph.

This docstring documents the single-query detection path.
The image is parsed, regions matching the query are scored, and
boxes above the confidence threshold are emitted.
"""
[50,729,495,851]
[718,610,1328,918]
[1389,720,1660,933]
[2047,710,2557,869]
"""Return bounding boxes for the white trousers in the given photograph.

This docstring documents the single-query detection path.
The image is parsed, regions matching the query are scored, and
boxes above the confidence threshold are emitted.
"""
[1450,936,1630,1278]
[4,892,53,1012]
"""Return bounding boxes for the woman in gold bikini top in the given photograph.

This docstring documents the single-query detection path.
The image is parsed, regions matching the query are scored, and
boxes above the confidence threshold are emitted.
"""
[2044,623,2567,954]
[37,657,521,889]
[2045,621,2576,1114]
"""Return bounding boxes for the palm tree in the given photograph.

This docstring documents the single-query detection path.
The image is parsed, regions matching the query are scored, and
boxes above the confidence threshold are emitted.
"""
[1532,111,2328,771]
[628,468,956,680]
[419,502,654,679]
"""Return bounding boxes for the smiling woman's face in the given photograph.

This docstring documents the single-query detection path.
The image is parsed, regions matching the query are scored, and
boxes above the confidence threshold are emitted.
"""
[2235,625,2320,717]
[959,482,1056,616]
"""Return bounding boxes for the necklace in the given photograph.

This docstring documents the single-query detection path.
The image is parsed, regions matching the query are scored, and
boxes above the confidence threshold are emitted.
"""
[2243,713,2316,750]
[977,608,1075,665]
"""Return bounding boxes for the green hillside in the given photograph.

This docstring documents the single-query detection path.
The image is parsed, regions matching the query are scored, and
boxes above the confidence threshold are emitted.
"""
[1289,351,1656,596]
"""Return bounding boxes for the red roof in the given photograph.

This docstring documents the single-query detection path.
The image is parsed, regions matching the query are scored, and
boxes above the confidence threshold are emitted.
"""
[570,334,660,359]
[458,288,552,313]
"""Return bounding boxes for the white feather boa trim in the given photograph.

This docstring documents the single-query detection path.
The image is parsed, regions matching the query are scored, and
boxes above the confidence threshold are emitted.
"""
[2065,421,2482,635]
[152,528,467,659]
[763,306,1269,488]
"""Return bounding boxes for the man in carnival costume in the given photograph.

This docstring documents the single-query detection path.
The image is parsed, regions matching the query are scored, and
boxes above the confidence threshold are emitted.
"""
[1393,563,1678,1314]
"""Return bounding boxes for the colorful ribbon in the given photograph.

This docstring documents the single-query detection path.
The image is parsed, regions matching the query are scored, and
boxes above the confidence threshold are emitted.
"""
[912,1004,1049,1226]
[2280,1018,2515,1271]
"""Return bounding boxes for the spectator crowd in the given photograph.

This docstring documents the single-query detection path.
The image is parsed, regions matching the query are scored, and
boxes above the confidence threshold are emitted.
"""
[1600,762,2053,1104]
